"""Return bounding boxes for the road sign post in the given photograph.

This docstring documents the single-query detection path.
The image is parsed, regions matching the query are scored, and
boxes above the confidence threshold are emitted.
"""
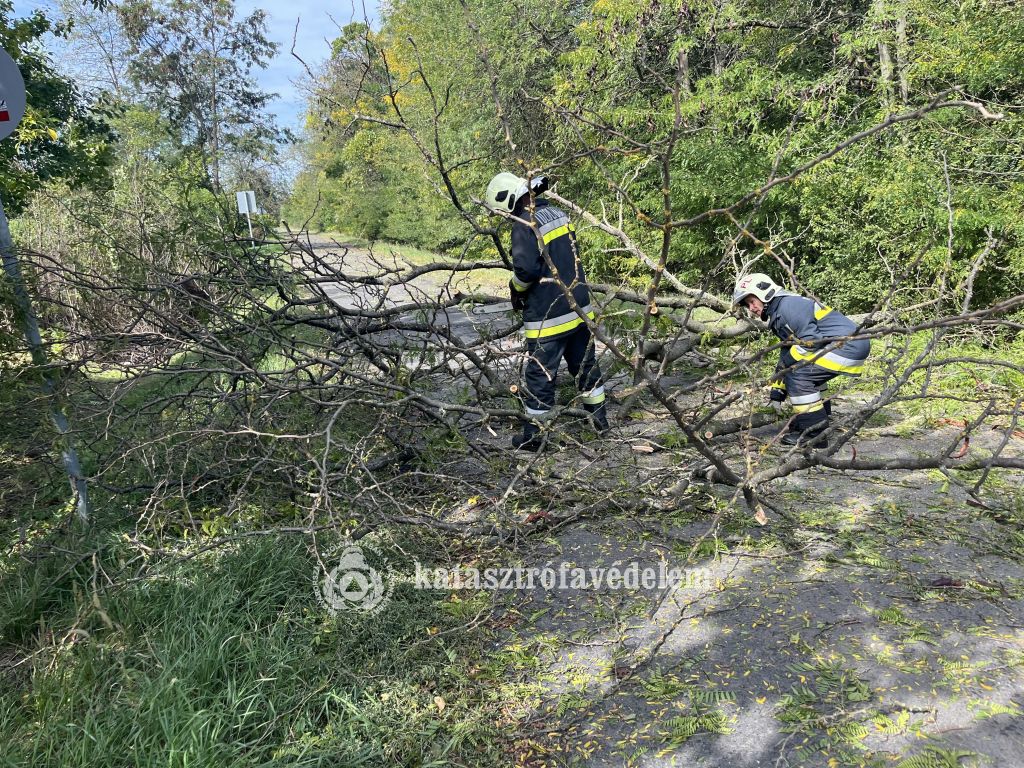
[1,47,89,523]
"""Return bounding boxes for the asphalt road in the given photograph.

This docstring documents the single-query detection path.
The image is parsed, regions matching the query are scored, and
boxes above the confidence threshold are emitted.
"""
[298,234,517,347]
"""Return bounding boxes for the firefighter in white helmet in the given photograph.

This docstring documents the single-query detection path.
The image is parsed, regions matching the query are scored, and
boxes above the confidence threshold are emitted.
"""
[733,273,870,447]
[485,171,608,451]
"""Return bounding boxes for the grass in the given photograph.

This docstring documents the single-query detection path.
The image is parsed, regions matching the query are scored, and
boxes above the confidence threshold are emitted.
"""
[0,323,530,766]
[843,325,1024,421]
[0,528,509,767]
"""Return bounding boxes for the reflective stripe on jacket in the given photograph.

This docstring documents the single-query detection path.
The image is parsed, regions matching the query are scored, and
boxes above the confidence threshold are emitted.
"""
[765,294,870,374]
[510,200,593,339]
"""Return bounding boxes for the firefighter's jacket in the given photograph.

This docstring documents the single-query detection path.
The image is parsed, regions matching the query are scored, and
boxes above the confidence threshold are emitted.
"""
[509,199,594,340]
[765,293,870,398]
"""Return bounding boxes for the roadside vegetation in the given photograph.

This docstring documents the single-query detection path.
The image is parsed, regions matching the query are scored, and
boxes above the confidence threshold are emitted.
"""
[3,0,1024,766]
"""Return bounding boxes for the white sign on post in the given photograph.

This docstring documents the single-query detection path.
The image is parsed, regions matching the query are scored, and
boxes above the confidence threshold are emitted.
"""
[236,190,258,238]
[0,47,27,140]
[236,190,256,214]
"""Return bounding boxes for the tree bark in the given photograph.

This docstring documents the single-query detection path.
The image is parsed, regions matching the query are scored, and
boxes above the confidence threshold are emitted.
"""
[895,2,910,104]
[873,0,894,105]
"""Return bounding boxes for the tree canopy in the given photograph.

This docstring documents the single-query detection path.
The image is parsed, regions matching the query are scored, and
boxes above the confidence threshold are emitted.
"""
[117,0,284,193]
[290,0,1024,311]
[0,0,113,214]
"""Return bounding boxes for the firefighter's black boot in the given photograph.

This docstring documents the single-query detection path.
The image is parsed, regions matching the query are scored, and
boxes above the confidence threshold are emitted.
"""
[782,408,829,447]
[584,403,610,435]
[512,421,544,452]
[781,419,829,448]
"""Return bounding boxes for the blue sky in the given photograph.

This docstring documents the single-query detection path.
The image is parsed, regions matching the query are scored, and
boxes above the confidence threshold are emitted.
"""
[10,0,379,132]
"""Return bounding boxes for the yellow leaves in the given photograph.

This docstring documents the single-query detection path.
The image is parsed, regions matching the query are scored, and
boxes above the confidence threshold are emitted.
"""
[329,107,354,125]
[591,0,646,24]
[5,109,62,147]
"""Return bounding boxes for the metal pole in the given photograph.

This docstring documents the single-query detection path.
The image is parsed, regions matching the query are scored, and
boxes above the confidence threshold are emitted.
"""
[0,193,89,523]
[245,211,254,240]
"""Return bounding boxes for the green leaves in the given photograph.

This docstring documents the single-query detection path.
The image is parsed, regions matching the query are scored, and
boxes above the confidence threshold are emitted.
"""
[660,709,732,746]
[287,0,1024,311]
[0,1,114,213]
[117,0,283,192]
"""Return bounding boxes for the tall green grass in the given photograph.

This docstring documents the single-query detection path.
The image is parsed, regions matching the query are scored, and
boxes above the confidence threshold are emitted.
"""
[0,534,505,767]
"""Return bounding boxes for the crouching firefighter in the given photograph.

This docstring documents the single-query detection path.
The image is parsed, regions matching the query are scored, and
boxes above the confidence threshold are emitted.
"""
[732,273,870,447]
[484,171,609,451]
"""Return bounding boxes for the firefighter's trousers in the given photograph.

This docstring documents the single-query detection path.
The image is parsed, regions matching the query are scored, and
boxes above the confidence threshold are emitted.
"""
[522,324,605,419]
[776,343,867,432]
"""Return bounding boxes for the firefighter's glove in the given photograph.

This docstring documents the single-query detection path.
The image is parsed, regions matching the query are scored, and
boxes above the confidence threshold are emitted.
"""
[769,388,787,403]
[509,280,527,311]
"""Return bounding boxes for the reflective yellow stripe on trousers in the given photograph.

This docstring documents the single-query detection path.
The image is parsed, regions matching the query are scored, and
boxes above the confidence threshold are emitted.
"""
[790,344,865,374]
[789,391,824,414]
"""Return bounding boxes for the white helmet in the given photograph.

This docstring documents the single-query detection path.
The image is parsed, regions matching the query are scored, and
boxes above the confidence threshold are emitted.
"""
[484,172,548,213]
[732,273,782,306]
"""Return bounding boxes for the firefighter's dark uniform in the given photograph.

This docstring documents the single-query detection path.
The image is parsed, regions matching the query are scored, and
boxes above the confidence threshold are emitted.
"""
[764,293,870,433]
[509,199,606,428]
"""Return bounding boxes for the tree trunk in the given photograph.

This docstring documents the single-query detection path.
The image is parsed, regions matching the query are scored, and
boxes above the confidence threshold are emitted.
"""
[873,0,894,105]
[207,15,221,194]
[895,2,910,104]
